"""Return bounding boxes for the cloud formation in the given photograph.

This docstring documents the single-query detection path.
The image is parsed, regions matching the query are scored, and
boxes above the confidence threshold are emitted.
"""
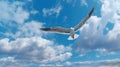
[64,58,120,67]
[0,1,29,24]
[75,0,120,53]
[1,0,120,66]
[0,1,72,66]
[42,5,62,17]
[0,37,72,63]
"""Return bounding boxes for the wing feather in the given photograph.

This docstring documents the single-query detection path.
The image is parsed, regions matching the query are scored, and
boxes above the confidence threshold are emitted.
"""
[74,7,94,31]
[40,27,70,33]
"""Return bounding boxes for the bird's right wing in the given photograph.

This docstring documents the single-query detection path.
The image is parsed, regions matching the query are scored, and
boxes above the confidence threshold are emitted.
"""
[74,7,94,31]
[40,27,70,33]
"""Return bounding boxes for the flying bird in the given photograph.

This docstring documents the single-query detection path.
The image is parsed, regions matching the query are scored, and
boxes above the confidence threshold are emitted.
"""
[40,8,94,39]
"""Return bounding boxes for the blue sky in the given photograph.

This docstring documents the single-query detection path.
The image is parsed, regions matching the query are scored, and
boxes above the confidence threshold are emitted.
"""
[0,0,120,67]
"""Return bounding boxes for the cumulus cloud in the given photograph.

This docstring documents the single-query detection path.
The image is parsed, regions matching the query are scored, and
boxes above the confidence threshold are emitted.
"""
[0,1,29,24]
[0,57,15,63]
[75,0,120,54]
[42,5,62,17]
[13,21,43,38]
[0,37,72,64]
[0,0,72,66]
[0,26,72,66]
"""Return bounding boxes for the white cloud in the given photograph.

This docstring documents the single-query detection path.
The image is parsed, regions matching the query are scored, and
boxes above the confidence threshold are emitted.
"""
[42,5,62,17]
[30,10,38,15]
[101,0,120,40]
[0,37,72,65]
[3,20,43,39]
[75,0,120,54]
[15,21,43,38]
[0,1,29,24]
[0,19,72,66]
[0,1,72,66]
[64,59,120,66]
[13,7,29,23]
[0,57,16,63]
[63,0,88,7]
[81,0,88,6]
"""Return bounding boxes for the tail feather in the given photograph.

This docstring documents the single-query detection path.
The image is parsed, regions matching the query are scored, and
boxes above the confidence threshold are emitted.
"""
[68,34,79,40]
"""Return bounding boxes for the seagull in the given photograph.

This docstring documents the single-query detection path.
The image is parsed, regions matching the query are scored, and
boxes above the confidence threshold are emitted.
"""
[40,8,94,39]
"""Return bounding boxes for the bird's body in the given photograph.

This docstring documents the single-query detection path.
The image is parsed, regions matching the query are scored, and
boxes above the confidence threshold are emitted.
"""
[40,8,94,39]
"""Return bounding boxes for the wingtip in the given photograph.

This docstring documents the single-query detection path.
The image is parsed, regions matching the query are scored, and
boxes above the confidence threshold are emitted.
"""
[88,7,94,17]
[91,7,94,11]
[91,7,94,12]
[39,28,51,31]
[39,28,43,30]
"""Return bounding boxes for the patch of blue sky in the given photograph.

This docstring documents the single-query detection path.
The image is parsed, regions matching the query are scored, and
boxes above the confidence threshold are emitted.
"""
[31,0,100,46]
[103,22,114,35]
[27,0,119,61]
[69,50,120,63]
[1,0,120,67]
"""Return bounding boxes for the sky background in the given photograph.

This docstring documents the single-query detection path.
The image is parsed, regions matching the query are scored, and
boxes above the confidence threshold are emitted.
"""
[0,0,120,67]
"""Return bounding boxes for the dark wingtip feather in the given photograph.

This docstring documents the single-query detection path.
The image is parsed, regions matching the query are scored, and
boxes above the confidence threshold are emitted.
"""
[88,7,94,17]
[39,28,51,31]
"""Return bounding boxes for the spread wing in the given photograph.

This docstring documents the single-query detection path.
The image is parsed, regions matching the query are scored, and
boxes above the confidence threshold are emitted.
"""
[74,7,94,31]
[40,27,70,33]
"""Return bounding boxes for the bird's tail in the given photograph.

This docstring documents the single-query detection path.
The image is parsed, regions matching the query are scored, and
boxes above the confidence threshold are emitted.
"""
[68,34,79,40]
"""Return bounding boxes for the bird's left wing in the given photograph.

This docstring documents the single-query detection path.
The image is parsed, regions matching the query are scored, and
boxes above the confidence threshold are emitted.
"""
[40,27,70,33]
[74,7,94,31]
